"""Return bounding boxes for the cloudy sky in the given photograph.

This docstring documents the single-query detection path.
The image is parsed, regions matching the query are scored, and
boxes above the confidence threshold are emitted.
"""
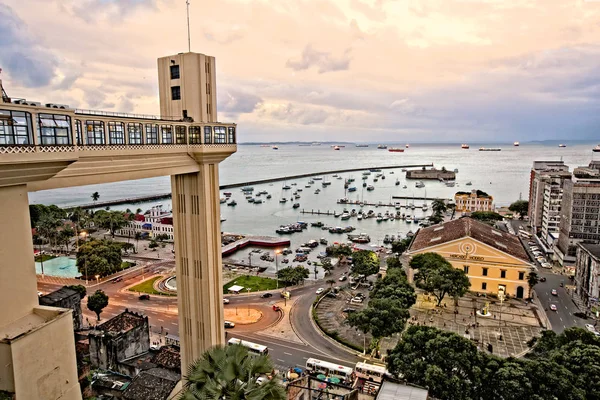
[1,0,599,143]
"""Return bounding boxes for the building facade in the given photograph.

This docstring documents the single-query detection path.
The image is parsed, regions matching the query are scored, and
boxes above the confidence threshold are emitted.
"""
[454,190,494,213]
[39,286,83,331]
[407,218,533,298]
[574,243,600,309]
[528,161,570,234]
[117,205,175,241]
[556,164,600,267]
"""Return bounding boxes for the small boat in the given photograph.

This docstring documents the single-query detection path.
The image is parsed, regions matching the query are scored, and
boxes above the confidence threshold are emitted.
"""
[363,182,367,187]
[297,188,303,192]
[220,197,227,204]
[293,203,300,209]
[295,195,301,199]
[227,200,237,206]
[405,144,410,148]
[248,198,255,203]
[308,180,314,184]
[254,199,263,204]
[395,179,400,186]
[348,187,357,192]
[356,144,369,148]
[320,238,328,245]
[333,146,340,150]
[559,144,567,148]
[388,148,405,152]
[241,186,254,192]
[514,141,520,146]
[314,189,320,194]
[403,185,407,189]
[311,221,324,227]
[454,168,459,173]
[466,181,472,186]
[266,194,272,199]
[461,144,470,149]
[313,177,323,180]
[373,178,378,182]
[367,185,375,191]
[415,181,425,188]
[593,144,600,152]
[377,144,387,149]
[341,213,351,220]
[223,192,232,197]
[446,181,455,187]
[272,145,279,150]
[279,198,287,203]
[479,147,501,151]
[322,181,332,187]
[357,214,363,220]
[282,184,291,190]
[332,174,338,177]
[337,176,343,180]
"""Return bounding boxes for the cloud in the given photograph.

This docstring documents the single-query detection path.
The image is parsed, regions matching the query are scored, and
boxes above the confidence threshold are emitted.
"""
[286,45,352,74]
[0,4,58,88]
[204,29,244,45]
[218,90,263,114]
[350,0,386,21]
[70,0,160,22]
[257,103,330,125]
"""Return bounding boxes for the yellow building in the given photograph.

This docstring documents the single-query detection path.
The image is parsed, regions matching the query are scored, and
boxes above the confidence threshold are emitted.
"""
[454,190,494,213]
[407,218,533,298]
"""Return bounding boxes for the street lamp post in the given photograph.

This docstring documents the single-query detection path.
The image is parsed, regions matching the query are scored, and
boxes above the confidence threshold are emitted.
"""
[247,287,251,316]
[95,274,100,286]
[275,250,281,289]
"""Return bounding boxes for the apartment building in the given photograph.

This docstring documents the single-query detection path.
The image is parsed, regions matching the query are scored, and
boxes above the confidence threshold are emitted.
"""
[528,161,571,237]
[574,242,600,309]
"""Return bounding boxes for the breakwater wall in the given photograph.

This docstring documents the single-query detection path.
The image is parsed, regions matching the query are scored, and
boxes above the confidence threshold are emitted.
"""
[72,163,433,209]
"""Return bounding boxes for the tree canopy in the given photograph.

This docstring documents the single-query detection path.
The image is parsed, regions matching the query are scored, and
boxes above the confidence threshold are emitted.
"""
[391,237,412,255]
[29,204,66,229]
[387,326,599,400]
[76,239,124,278]
[277,266,309,287]
[87,290,109,321]
[351,250,380,276]
[469,211,504,223]
[65,284,87,299]
[326,244,353,258]
[509,200,529,219]
[182,344,286,400]
[93,210,128,237]
[410,252,471,306]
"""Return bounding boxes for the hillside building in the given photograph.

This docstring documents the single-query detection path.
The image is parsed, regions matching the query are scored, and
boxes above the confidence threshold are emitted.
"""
[454,190,494,213]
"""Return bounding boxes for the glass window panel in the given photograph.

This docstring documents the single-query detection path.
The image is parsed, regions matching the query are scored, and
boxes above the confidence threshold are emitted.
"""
[128,123,143,144]
[0,110,33,145]
[228,127,236,144]
[161,125,173,144]
[214,126,226,143]
[86,120,105,145]
[189,126,201,144]
[108,122,125,144]
[204,126,212,144]
[175,126,186,144]
[146,124,158,144]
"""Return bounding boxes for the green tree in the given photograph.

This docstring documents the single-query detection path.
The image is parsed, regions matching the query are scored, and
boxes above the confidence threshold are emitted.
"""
[391,237,412,254]
[277,266,309,287]
[386,256,403,270]
[87,290,109,321]
[370,268,416,309]
[321,257,333,275]
[347,298,410,339]
[527,271,539,298]
[37,215,61,253]
[136,208,143,214]
[77,239,123,278]
[431,199,447,215]
[121,242,135,254]
[292,266,309,286]
[326,244,353,258]
[94,210,127,237]
[91,192,100,203]
[351,250,380,276]
[470,211,503,223]
[410,252,471,306]
[509,200,529,219]
[58,226,75,253]
[429,213,444,224]
[181,344,286,400]
[65,284,87,299]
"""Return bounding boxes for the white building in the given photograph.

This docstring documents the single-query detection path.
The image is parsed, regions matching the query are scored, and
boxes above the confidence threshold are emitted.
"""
[117,205,174,241]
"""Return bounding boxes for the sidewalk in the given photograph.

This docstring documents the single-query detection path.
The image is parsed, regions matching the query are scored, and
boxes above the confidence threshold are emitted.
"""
[258,296,305,344]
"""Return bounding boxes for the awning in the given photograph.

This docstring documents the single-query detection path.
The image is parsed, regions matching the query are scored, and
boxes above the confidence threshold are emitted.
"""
[228,285,244,293]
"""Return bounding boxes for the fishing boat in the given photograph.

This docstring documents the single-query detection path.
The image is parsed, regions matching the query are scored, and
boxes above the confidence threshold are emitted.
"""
[292,203,300,209]
[558,144,567,148]
[594,145,600,152]
[388,148,405,152]
[461,144,470,149]
[513,141,520,146]
[227,200,237,206]
[377,144,388,149]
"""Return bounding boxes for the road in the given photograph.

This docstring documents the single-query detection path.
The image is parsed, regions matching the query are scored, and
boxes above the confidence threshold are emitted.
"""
[535,271,587,333]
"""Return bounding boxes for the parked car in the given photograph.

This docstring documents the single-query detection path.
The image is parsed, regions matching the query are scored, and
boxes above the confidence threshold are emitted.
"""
[139,294,150,300]
[272,305,281,312]
[326,292,338,298]
[342,308,357,314]
[539,277,547,282]
[550,304,557,311]
[339,275,347,281]
[551,289,558,296]
[112,277,123,283]
[260,293,273,298]
[316,288,325,295]
[224,321,235,328]
[585,324,600,336]
[350,297,364,304]
[223,298,230,304]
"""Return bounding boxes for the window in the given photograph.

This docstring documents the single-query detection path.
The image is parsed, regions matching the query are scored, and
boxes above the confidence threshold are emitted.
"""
[0,110,33,145]
[463,265,469,274]
[500,270,506,279]
[518,272,525,280]
[170,65,180,79]
[161,125,173,144]
[228,126,236,144]
[189,126,201,144]
[38,113,72,145]
[171,86,181,100]
[204,126,212,144]
[146,124,158,144]
[214,126,226,143]
[482,282,487,290]
[482,268,488,276]
[128,123,143,144]
[75,120,83,145]
[86,120,105,145]
[175,126,186,144]
[108,122,125,144]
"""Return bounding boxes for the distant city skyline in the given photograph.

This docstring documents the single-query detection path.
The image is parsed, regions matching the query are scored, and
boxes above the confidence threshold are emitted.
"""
[1,0,599,142]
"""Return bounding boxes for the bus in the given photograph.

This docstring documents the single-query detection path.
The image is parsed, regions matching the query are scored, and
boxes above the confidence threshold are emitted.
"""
[305,358,353,380]
[227,338,268,356]
[354,362,388,383]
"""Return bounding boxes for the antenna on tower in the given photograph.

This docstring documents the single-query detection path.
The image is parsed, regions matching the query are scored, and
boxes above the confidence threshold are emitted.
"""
[186,0,191,52]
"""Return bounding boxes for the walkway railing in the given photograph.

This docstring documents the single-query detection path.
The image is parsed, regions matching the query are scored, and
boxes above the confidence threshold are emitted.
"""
[0,143,236,154]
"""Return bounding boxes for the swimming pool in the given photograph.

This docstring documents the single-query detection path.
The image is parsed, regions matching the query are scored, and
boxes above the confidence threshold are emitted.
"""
[35,257,81,278]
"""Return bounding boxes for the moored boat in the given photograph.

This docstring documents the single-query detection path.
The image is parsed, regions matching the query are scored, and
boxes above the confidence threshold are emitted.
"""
[513,141,520,146]
[293,203,300,208]
[594,145,600,152]
[558,144,567,148]
[377,144,388,149]
[388,148,405,152]
[461,144,470,149]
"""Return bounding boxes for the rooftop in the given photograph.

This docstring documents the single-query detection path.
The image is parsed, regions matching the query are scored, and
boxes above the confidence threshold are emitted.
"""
[376,381,429,400]
[39,287,79,305]
[579,242,600,260]
[151,346,181,372]
[97,309,146,335]
[122,367,180,400]
[409,217,530,262]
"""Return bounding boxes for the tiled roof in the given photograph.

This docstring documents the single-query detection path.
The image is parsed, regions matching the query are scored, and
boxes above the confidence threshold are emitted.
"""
[408,218,530,262]
[98,309,146,334]
[122,367,180,400]
[151,346,181,372]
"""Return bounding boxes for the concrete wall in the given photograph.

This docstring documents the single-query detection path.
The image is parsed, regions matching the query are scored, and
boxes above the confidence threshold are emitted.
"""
[89,317,150,371]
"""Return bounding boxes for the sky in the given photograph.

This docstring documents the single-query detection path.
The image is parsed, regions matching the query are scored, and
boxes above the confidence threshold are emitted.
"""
[1,0,600,143]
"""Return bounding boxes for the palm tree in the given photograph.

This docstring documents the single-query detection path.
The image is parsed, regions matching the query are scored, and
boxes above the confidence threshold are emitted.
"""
[136,208,143,215]
[181,344,286,400]
[134,232,142,253]
[527,271,540,299]
[431,198,447,215]
[91,192,100,203]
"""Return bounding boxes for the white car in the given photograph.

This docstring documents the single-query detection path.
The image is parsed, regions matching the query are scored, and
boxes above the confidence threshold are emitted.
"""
[550,304,557,311]
[350,297,364,304]
[585,324,600,336]
[316,288,325,295]
[223,298,230,304]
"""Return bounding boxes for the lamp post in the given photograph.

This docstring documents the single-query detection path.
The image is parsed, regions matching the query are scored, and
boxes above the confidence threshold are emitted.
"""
[498,290,505,331]
[275,250,281,289]
[247,287,251,316]
[95,274,100,286]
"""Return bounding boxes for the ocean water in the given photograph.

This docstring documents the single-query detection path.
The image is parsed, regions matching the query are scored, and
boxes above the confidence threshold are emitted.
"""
[28,142,598,247]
